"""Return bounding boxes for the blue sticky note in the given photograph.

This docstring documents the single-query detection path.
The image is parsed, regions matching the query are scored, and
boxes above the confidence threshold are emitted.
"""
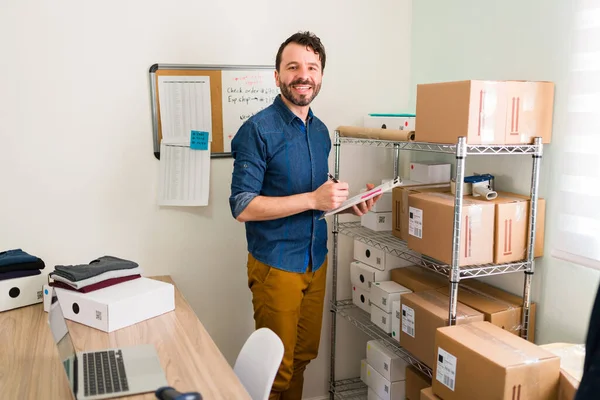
[190,130,209,150]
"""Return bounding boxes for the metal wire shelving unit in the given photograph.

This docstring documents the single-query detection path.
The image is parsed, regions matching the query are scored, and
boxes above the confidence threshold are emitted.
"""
[329,131,543,400]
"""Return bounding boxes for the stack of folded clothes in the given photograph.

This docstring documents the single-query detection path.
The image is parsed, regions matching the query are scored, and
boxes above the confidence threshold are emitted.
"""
[49,256,142,293]
[0,249,46,281]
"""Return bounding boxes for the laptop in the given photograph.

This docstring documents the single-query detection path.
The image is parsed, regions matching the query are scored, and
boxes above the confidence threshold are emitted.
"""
[47,287,169,399]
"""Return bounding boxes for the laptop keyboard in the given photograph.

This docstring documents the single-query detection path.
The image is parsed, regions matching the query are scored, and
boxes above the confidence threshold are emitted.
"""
[83,350,129,397]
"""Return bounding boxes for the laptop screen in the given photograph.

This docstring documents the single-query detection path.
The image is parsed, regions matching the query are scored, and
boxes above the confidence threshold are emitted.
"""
[48,288,78,397]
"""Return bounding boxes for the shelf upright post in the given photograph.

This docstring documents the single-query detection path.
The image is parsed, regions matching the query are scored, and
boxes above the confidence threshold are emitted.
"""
[393,143,400,179]
[449,137,467,325]
[521,137,543,340]
[329,129,342,399]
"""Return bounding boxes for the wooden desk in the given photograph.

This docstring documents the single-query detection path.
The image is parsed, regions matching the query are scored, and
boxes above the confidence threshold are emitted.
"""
[0,276,251,400]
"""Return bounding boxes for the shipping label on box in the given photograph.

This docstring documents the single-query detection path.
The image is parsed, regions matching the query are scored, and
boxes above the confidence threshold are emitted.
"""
[406,193,494,266]
[367,339,408,382]
[0,273,46,312]
[433,321,560,400]
[354,240,413,271]
[362,211,393,232]
[350,261,391,291]
[56,277,175,332]
[371,281,412,313]
[371,303,392,333]
[400,291,484,368]
[353,285,371,313]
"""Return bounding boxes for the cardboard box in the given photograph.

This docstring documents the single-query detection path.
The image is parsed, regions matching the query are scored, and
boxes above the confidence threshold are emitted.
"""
[354,240,413,271]
[400,290,484,368]
[371,303,392,333]
[462,279,537,343]
[390,266,448,293]
[367,339,408,382]
[367,364,406,400]
[406,366,432,400]
[540,343,584,400]
[420,387,440,400]
[407,192,495,266]
[371,281,412,313]
[55,277,175,332]
[436,284,523,337]
[415,80,554,145]
[490,192,546,263]
[409,162,451,184]
[362,211,393,231]
[558,370,579,400]
[372,192,393,213]
[353,285,371,313]
[392,184,450,242]
[350,261,392,291]
[433,321,560,400]
[1,273,46,312]
[392,300,401,342]
[364,115,416,131]
[369,387,384,400]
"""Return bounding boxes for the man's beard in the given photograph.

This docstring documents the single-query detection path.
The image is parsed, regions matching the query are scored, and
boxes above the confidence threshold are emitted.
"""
[279,78,321,107]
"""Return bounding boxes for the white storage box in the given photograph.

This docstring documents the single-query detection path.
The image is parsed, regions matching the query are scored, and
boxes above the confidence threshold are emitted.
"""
[350,261,391,291]
[368,387,384,400]
[371,281,412,313]
[55,277,175,332]
[361,358,368,384]
[391,300,401,343]
[371,303,392,333]
[352,285,370,313]
[364,115,416,131]
[409,162,451,184]
[371,192,393,213]
[1,273,46,312]
[366,363,406,400]
[354,240,413,271]
[367,339,408,382]
[361,211,393,232]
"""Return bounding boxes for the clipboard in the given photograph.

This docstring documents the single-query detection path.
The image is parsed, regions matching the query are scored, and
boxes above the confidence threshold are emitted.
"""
[321,177,403,219]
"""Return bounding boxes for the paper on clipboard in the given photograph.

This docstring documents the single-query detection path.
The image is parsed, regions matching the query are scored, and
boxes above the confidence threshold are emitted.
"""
[321,177,403,219]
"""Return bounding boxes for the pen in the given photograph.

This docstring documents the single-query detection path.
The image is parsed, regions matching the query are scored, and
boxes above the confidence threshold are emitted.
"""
[327,172,339,183]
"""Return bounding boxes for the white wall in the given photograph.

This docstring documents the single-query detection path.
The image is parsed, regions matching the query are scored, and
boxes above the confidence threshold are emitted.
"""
[0,1,412,398]
[409,0,600,345]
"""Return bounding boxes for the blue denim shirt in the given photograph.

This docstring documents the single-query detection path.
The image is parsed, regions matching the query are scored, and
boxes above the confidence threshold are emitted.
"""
[229,95,331,273]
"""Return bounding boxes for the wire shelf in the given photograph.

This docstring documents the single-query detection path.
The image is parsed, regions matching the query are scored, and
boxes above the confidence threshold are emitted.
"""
[330,378,368,399]
[332,300,433,378]
[337,222,530,279]
[337,137,542,156]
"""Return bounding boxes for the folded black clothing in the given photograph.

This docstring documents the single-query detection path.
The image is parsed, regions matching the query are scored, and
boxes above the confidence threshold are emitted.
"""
[0,268,42,281]
[53,255,138,282]
[0,258,45,274]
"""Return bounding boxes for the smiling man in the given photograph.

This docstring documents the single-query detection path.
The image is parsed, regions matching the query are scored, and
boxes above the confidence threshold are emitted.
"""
[229,32,377,399]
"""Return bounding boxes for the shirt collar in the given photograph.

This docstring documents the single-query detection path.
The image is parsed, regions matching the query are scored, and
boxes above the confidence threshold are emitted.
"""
[273,94,314,124]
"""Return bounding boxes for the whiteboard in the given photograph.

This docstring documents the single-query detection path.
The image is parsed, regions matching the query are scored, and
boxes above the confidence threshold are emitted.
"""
[221,70,280,153]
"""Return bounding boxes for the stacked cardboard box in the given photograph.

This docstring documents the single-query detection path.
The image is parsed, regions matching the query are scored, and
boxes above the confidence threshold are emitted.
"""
[365,340,408,400]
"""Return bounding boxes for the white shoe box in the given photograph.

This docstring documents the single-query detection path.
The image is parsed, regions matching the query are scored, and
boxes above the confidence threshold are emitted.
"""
[54,277,175,332]
[361,211,393,232]
[364,115,415,131]
[352,285,370,313]
[361,358,368,384]
[391,300,401,343]
[350,261,391,291]
[366,339,408,382]
[371,192,393,213]
[370,281,412,313]
[368,387,384,400]
[354,240,413,271]
[366,363,406,400]
[371,303,392,333]
[0,273,47,312]
[409,162,451,184]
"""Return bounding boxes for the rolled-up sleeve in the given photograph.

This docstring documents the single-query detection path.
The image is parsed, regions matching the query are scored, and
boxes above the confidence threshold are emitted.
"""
[229,121,267,219]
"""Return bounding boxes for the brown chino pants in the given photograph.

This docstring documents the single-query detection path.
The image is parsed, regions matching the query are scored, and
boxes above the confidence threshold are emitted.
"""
[246,253,328,400]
